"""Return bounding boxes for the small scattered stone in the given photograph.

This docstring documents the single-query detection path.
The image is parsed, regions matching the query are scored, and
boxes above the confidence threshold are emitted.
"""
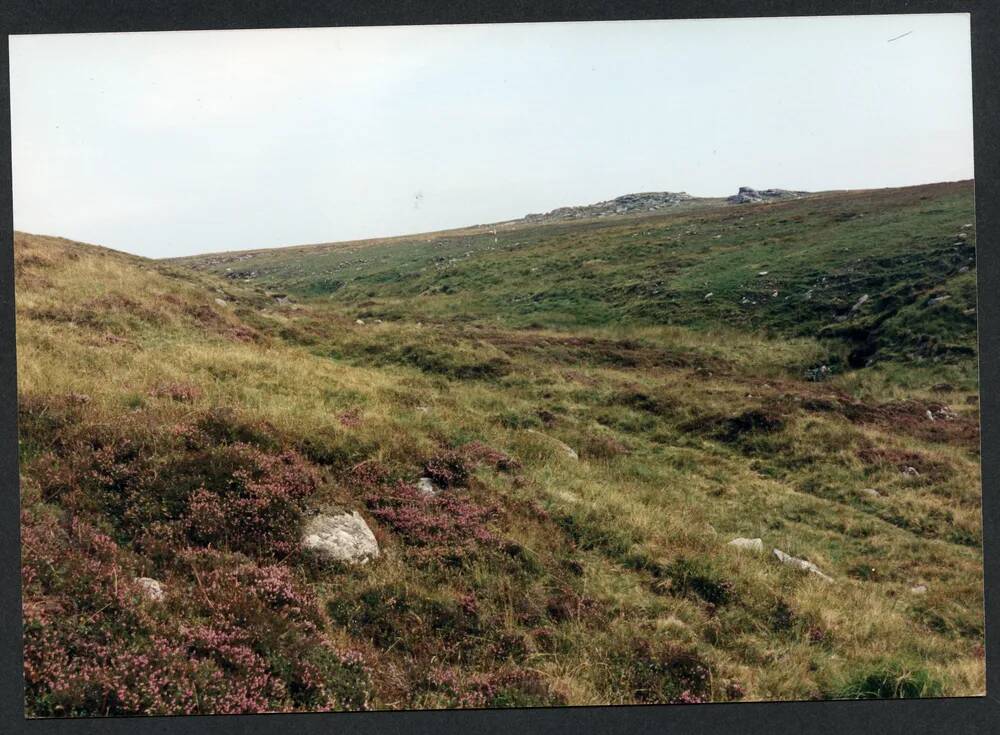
[910,584,928,595]
[927,295,951,306]
[859,488,882,499]
[214,298,228,307]
[355,319,365,325]
[728,537,764,553]
[850,294,869,312]
[772,548,833,582]
[416,477,438,497]
[704,292,714,300]
[902,466,920,477]
[135,577,165,602]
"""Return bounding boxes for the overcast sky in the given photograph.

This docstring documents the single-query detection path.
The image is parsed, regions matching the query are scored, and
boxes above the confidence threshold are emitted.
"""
[10,14,974,259]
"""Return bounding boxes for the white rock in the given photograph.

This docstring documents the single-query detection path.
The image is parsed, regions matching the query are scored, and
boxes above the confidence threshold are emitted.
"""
[301,511,379,564]
[526,429,578,460]
[850,294,869,312]
[859,488,882,499]
[910,584,928,595]
[728,537,764,553]
[214,298,228,307]
[355,319,365,325]
[416,477,438,497]
[772,548,833,582]
[135,577,165,602]
[902,466,920,477]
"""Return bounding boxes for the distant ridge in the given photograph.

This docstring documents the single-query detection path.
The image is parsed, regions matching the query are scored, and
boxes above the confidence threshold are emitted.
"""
[518,186,812,224]
[522,191,698,223]
[727,186,810,204]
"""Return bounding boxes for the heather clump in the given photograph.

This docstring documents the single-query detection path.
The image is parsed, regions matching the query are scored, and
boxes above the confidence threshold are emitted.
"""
[180,444,319,557]
[365,481,501,563]
[345,459,391,490]
[422,449,472,488]
[17,391,90,460]
[459,440,521,472]
[422,441,520,489]
[326,584,482,656]
[22,510,371,716]
[195,406,281,450]
[607,639,712,704]
[34,423,321,558]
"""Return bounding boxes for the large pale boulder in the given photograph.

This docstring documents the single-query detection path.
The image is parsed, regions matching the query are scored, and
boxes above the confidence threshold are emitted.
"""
[302,511,380,564]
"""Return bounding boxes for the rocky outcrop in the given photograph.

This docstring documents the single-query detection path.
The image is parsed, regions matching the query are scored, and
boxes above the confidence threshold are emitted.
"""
[301,511,380,564]
[524,192,694,222]
[728,187,809,204]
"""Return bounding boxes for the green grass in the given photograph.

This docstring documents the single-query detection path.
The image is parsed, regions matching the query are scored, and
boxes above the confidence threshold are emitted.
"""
[176,181,977,370]
[16,179,984,715]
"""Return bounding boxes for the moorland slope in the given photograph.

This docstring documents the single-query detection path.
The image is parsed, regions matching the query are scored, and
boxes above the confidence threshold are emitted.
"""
[17,179,983,715]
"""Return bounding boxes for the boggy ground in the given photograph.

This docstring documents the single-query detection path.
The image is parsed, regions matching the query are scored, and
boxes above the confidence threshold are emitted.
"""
[16,180,983,715]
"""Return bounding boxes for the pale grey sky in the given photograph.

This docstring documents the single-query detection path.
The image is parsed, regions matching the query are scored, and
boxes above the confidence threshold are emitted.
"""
[10,14,974,258]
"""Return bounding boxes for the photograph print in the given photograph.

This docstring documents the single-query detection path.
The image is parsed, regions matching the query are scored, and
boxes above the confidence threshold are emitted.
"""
[10,13,983,717]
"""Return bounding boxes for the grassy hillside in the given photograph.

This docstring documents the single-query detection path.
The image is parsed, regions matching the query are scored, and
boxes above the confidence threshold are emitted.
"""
[178,181,977,369]
[17,180,984,716]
